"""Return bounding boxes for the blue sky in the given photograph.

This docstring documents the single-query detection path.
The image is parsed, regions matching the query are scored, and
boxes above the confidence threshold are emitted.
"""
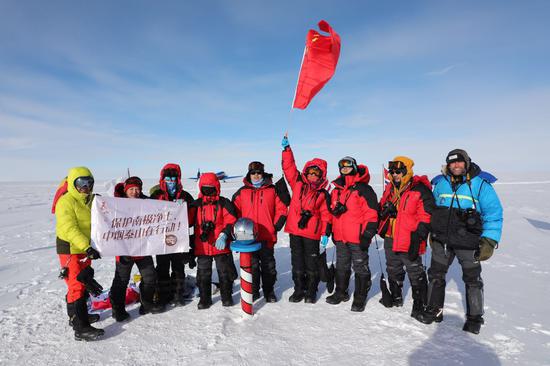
[1,0,549,181]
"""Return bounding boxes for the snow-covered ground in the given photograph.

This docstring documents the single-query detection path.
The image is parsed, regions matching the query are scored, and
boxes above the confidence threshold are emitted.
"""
[1,175,549,365]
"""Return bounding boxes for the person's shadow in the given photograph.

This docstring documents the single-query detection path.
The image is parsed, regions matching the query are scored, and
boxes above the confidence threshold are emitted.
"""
[408,314,501,365]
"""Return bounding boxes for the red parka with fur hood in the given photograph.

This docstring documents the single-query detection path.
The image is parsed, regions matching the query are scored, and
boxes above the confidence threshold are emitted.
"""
[330,165,379,245]
[282,147,331,240]
[150,163,195,225]
[378,175,434,254]
[192,173,237,256]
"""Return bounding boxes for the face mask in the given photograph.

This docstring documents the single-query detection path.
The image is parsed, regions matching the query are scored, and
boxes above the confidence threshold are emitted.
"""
[166,181,177,197]
[252,178,264,188]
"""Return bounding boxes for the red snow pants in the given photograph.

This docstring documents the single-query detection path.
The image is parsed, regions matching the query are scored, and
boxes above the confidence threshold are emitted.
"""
[58,254,91,302]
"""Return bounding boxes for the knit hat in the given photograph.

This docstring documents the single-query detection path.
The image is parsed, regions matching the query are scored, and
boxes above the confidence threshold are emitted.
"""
[124,176,143,193]
[446,149,471,170]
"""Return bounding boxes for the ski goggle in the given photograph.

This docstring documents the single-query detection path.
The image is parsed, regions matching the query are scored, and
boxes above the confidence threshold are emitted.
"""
[389,168,406,175]
[201,185,217,196]
[249,170,263,175]
[388,161,407,175]
[74,176,94,190]
[338,158,356,170]
[164,176,177,182]
[306,167,322,177]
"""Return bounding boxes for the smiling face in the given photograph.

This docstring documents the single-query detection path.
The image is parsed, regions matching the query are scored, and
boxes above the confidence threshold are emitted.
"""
[340,166,353,175]
[126,186,141,198]
[449,161,466,176]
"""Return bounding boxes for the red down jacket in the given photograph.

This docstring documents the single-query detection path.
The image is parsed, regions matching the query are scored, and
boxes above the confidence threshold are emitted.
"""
[378,175,434,253]
[282,147,331,240]
[192,173,237,256]
[232,175,288,248]
[330,165,379,245]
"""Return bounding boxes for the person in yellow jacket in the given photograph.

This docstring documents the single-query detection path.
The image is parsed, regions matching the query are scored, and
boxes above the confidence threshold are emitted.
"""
[55,166,104,341]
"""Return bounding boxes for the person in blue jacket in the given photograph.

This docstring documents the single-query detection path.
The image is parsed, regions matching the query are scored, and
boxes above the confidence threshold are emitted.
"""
[417,149,503,334]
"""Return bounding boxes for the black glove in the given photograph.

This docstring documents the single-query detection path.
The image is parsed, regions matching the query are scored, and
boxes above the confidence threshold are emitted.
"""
[475,237,497,261]
[76,266,103,297]
[360,230,375,251]
[380,202,397,220]
[408,231,421,261]
[86,247,101,260]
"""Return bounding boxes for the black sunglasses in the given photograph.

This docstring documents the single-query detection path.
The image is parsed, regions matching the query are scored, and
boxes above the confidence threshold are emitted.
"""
[389,168,406,175]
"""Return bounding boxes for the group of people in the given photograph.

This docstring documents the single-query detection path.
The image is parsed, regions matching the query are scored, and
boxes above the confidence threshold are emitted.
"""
[54,135,503,341]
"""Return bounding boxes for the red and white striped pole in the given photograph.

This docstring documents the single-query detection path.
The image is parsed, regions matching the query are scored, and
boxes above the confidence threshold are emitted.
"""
[231,239,261,317]
[239,252,254,316]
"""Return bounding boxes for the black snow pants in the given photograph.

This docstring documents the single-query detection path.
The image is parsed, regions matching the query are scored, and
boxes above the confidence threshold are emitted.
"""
[155,253,186,305]
[289,234,320,295]
[427,240,484,317]
[251,244,277,295]
[110,256,157,310]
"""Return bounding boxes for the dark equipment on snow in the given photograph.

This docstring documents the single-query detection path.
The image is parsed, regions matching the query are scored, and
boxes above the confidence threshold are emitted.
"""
[332,202,347,217]
[76,266,103,297]
[200,221,215,242]
[297,209,313,229]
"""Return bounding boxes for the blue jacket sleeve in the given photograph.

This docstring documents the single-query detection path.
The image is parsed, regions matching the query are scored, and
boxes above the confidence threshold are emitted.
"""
[478,181,503,242]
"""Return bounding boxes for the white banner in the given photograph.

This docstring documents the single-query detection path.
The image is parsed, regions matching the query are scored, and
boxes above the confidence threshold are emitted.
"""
[91,196,190,256]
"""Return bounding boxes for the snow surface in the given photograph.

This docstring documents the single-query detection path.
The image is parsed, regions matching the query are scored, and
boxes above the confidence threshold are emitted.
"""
[1,176,550,366]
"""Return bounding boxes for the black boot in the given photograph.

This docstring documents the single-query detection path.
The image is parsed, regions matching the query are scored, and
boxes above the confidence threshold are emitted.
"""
[304,271,319,304]
[220,280,234,307]
[416,278,445,324]
[389,279,404,307]
[197,275,212,310]
[72,297,104,341]
[173,272,188,306]
[289,272,305,303]
[463,281,484,334]
[326,271,351,305]
[156,277,174,306]
[410,275,428,322]
[139,280,165,314]
[351,275,371,312]
[67,297,99,327]
[109,292,130,322]
[463,315,484,334]
[262,273,277,303]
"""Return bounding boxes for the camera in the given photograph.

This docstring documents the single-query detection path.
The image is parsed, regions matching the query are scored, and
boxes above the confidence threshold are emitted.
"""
[298,209,313,229]
[380,202,397,219]
[200,221,215,242]
[332,202,348,217]
[457,208,482,235]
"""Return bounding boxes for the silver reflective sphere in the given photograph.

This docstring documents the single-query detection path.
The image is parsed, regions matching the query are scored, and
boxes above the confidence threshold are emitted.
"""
[233,218,256,241]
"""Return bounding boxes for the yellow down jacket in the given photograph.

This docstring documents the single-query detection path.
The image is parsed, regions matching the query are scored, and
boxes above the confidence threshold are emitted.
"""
[55,167,94,254]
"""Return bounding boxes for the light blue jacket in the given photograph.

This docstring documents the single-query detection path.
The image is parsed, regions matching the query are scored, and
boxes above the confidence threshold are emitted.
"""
[431,163,503,243]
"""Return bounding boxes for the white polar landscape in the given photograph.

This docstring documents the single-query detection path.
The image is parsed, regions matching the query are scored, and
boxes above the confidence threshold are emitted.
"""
[1,174,549,365]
